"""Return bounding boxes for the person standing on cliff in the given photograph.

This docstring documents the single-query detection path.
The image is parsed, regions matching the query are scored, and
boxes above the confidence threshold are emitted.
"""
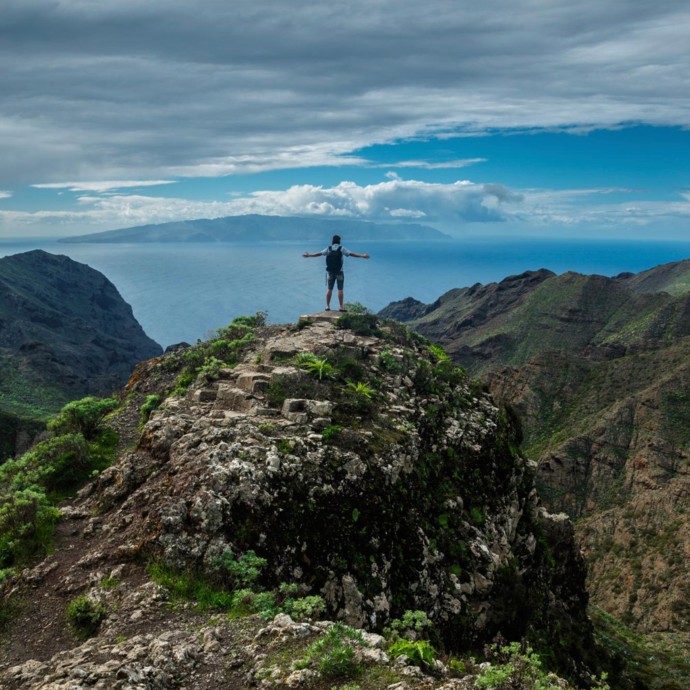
[303,234,370,311]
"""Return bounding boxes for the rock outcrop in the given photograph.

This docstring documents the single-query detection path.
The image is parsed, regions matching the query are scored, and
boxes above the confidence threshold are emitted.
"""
[0,315,596,687]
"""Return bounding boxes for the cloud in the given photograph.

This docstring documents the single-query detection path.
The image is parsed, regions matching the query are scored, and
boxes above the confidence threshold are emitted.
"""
[0,178,520,232]
[1,1,689,185]
[376,158,487,170]
[32,180,176,193]
[4,179,690,238]
[0,191,12,199]
[226,179,519,223]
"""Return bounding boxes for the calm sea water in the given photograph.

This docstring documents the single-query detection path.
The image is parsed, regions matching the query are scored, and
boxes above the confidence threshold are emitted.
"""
[2,237,690,348]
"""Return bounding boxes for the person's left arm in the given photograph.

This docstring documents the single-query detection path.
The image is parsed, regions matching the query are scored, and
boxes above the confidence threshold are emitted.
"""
[342,248,370,259]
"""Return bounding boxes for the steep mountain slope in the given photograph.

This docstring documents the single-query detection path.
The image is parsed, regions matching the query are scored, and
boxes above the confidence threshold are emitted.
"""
[0,250,162,458]
[381,262,690,641]
[59,214,449,243]
[0,315,601,689]
[618,257,690,296]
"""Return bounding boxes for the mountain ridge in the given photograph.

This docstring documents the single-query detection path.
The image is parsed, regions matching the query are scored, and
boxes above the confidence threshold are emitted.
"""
[59,214,451,244]
[380,257,690,649]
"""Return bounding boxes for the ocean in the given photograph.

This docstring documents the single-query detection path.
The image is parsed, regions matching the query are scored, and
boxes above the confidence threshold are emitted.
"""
[1,237,690,348]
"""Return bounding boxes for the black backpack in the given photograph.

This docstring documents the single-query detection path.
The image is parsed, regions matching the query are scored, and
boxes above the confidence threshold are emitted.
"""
[326,245,343,273]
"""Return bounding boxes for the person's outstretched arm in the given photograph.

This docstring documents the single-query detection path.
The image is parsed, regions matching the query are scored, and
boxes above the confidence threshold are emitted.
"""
[350,252,370,259]
[303,251,319,257]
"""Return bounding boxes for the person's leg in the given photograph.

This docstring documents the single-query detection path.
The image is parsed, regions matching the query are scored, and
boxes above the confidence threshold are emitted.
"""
[326,272,336,310]
[337,272,345,310]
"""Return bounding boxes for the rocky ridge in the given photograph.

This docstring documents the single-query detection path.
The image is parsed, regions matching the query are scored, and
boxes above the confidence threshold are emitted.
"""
[380,262,690,642]
[1,314,598,689]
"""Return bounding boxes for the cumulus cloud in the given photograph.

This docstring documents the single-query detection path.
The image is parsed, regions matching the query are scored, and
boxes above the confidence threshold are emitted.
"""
[0,178,520,232]
[4,179,690,237]
[1,1,689,185]
[224,179,519,223]
[0,191,12,199]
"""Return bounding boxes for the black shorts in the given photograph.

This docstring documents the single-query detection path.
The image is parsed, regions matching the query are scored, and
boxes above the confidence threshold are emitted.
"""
[326,271,344,290]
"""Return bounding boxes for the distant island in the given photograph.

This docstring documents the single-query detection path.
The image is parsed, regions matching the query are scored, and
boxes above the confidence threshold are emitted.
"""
[59,214,451,243]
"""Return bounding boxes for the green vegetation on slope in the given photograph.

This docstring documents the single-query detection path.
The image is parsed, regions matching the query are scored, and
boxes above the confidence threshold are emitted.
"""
[0,396,119,574]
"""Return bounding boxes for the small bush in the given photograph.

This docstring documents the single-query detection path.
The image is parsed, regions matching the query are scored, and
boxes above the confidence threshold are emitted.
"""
[230,588,278,619]
[297,622,365,680]
[388,639,437,669]
[322,424,343,444]
[342,302,369,314]
[336,313,381,337]
[345,380,376,400]
[385,609,432,640]
[48,396,118,441]
[475,640,586,690]
[1,433,89,495]
[296,353,334,380]
[284,595,326,621]
[0,488,60,568]
[197,356,224,381]
[139,394,162,426]
[66,595,108,639]
[214,548,267,588]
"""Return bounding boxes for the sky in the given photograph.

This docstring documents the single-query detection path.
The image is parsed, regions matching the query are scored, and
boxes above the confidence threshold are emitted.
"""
[1,0,690,240]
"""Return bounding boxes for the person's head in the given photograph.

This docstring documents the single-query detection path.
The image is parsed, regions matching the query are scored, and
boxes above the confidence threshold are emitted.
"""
[332,234,341,245]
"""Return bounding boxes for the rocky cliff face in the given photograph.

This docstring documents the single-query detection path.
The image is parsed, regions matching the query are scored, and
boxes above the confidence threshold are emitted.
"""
[381,261,690,644]
[0,250,162,458]
[0,315,597,688]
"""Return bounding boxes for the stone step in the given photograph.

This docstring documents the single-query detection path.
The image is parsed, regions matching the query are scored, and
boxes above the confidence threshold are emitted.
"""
[213,385,258,413]
[236,371,271,394]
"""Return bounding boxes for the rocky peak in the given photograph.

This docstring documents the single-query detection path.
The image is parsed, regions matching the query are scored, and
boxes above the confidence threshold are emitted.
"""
[0,314,599,687]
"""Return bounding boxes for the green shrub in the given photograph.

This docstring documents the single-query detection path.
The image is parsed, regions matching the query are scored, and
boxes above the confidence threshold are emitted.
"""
[322,424,343,444]
[345,380,376,400]
[342,302,369,314]
[139,394,162,425]
[173,370,195,396]
[475,641,588,690]
[428,343,450,364]
[214,548,267,588]
[1,433,89,495]
[385,609,432,640]
[297,622,365,680]
[48,396,118,441]
[378,350,403,373]
[336,313,381,337]
[197,356,224,381]
[229,588,278,618]
[296,353,334,380]
[388,639,437,669]
[0,396,119,570]
[66,595,108,639]
[284,594,326,621]
[0,487,60,568]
